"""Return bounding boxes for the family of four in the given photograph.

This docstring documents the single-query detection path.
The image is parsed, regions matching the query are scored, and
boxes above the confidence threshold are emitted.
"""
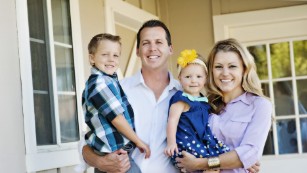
[78,19,272,173]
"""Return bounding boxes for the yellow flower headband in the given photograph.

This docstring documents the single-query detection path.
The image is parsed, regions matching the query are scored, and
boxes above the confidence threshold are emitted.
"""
[177,49,207,74]
[177,49,198,68]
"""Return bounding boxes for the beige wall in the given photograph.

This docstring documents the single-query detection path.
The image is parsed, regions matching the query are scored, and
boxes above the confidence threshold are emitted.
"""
[0,0,26,172]
[157,0,307,76]
[158,0,214,75]
[78,0,307,78]
[79,0,106,80]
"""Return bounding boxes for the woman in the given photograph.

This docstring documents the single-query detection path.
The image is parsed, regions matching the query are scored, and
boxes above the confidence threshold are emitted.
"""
[176,38,272,173]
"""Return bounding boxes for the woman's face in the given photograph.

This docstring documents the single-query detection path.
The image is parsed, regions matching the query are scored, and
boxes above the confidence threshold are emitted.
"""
[213,51,244,98]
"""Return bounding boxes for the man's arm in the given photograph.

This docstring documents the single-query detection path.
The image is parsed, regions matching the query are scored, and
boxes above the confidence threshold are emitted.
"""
[82,145,130,173]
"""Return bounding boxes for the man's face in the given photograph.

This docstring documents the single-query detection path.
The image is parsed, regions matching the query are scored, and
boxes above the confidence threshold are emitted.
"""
[137,26,173,71]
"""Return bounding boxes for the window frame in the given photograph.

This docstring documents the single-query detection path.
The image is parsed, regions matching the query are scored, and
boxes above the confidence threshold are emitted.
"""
[17,0,84,171]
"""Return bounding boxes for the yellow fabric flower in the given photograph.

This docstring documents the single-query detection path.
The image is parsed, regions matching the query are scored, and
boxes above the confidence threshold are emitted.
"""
[177,49,197,68]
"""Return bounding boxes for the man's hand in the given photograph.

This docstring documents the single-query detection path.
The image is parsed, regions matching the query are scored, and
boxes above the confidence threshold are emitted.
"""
[83,145,130,173]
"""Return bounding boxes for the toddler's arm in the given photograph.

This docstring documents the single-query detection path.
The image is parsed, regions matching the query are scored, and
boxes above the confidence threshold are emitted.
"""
[164,101,187,156]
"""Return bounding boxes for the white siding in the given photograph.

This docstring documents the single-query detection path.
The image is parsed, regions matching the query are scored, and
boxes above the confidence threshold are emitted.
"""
[0,0,26,172]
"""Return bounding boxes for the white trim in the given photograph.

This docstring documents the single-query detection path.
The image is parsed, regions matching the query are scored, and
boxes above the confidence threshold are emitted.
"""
[125,41,138,77]
[54,41,73,48]
[69,0,86,142]
[26,148,79,172]
[16,0,38,156]
[261,153,307,172]
[46,0,62,146]
[104,0,158,33]
[30,38,45,44]
[213,5,307,43]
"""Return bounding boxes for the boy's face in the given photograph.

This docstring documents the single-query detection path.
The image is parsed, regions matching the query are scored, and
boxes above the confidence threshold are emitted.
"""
[90,40,121,75]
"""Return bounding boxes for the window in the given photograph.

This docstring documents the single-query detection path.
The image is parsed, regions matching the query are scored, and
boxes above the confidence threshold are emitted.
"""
[27,0,79,145]
[248,39,307,155]
[17,0,83,171]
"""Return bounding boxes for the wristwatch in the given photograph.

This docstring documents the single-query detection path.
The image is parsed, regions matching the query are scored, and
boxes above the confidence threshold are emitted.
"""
[208,157,221,170]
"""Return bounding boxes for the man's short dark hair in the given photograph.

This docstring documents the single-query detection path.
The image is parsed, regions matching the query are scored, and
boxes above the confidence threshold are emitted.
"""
[136,19,172,48]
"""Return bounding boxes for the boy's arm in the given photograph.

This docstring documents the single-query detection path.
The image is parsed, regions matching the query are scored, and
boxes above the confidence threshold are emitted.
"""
[112,115,151,158]
[111,115,141,144]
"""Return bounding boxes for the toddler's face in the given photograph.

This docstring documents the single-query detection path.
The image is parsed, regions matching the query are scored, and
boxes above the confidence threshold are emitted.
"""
[179,64,207,97]
[90,40,121,75]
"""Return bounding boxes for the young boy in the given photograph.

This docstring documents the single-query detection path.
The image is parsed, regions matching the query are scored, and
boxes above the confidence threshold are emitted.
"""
[82,33,150,173]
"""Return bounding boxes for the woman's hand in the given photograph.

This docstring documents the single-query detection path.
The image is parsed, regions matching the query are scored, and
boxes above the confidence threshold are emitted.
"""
[246,161,260,173]
[164,143,178,157]
[176,151,199,172]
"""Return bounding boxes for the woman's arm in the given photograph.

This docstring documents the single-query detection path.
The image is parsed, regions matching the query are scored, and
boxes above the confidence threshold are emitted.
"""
[82,145,130,173]
[177,150,243,171]
[177,97,272,172]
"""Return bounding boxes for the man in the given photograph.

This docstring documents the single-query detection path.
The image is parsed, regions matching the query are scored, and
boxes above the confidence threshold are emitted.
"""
[82,19,181,173]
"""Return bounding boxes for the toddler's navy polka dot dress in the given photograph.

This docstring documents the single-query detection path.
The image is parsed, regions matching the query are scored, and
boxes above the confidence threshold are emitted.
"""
[169,91,229,166]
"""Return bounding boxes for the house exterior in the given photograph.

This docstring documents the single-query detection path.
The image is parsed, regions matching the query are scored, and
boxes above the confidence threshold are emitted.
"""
[1,0,307,172]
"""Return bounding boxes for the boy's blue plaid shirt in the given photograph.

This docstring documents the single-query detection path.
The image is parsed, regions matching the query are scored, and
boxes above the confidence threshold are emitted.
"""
[82,67,134,152]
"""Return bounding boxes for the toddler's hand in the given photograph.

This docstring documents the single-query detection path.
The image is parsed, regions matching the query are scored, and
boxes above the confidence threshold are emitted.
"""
[164,143,178,157]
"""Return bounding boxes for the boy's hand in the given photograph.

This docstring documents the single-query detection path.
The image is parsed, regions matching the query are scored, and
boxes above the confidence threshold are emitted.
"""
[136,141,151,159]
[164,143,178,157]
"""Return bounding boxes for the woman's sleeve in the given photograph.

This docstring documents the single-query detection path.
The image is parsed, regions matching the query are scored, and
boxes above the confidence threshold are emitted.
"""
[234,97,272,169]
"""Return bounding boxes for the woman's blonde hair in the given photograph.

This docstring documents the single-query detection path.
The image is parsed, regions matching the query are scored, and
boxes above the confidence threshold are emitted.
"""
[207,38,264,113]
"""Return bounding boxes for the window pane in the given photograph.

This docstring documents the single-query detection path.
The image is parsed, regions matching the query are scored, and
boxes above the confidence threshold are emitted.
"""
[52,0,72,44]
[248,45,268,80]
[28,0,56,146]
[27,0,45,40]
[301,118,307,153]
[34,93,56,145]
[270,42,291,78]
[274,81,295,116]
[30,42,49,91]
[58,95,79,143]
[293,40,307,76]
[297,79,307,114]
[277,119,298,154]
[263,127,275,155]
[261,83,270,98]
[55,46,75,91]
